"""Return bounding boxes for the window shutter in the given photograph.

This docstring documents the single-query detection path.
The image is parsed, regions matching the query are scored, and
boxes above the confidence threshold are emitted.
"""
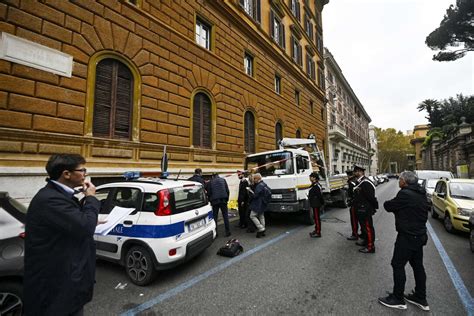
[275,122,282,149]
[240,0,245,6]
[281,24,286,48]
[114,63,133,139]
[245,112,255,153]
[298,44,302,65]
[202,95,212,148]
[291,37,294,60]
[93,59,113,137]
[256,0,261,22]
[193,96,201,146]
[270,10,275,39]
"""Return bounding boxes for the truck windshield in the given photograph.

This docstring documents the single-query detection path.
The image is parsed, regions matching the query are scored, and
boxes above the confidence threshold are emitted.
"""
[245,152,294,177]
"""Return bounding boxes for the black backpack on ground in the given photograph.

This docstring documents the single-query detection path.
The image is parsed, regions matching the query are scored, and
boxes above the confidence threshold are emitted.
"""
[217,239,243,257]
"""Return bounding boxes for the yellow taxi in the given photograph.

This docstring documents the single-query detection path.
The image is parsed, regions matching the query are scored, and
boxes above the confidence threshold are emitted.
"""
[431,178,474,233]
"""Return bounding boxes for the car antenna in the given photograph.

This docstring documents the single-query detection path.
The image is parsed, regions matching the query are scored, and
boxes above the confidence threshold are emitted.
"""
[175,169,181,181]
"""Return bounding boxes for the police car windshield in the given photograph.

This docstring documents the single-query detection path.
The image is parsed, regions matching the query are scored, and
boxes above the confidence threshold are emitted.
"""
[245,152,294,177]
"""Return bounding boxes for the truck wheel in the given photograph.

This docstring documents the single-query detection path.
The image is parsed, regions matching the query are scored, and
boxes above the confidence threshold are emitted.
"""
[302,208,314,225]
[125,245,158,286]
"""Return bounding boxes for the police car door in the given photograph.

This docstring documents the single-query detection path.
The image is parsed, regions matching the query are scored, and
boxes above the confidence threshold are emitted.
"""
[95,186,143,260]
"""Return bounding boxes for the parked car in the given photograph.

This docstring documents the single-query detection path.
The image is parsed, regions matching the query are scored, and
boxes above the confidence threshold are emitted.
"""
[367,176,378,186]
[431,178,474,233]
[415,170,454,180]
[94,172,216,286]
[470,212,474,253]
[0,192,26,316]
[420,178,439,205]
[377,174,389,183]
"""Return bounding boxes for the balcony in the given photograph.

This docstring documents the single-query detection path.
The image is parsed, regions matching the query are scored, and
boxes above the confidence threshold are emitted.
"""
[329,124,346,141]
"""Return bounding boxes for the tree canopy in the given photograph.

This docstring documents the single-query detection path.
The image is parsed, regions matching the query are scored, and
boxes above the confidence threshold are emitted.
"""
[425,0,474,61]
[375,128,414,173]
[417,94,474,142]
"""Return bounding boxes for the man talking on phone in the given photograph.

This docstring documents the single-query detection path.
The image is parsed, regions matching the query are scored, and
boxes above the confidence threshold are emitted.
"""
[24,154,100,315]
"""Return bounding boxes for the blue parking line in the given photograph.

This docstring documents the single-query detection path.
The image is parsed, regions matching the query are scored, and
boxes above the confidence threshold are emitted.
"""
[121,225,304,316]
[427,222,474,315]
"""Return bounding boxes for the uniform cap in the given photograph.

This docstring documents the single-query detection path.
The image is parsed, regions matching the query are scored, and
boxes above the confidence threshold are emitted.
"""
[353,165,366,172]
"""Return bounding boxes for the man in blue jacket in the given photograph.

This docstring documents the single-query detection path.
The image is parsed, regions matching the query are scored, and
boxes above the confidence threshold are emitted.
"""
[24,154,100,316]
[378,171,429,311]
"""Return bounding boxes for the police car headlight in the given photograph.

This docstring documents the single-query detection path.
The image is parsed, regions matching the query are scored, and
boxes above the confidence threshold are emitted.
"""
[457,208,472,216]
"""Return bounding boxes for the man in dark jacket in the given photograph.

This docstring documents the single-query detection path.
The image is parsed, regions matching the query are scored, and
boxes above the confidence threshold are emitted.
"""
[378,171,430,311]
[346,170,360,240]
[352,165,378,253]
[249,173,270,238]
[24,154,100,316]
[188,168,205,185]
[208,173,231,237]
[237,170,249,229]
[308,172,324,238]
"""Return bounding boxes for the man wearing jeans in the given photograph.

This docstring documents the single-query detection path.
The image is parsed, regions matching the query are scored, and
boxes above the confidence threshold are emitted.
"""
[249,173,269,238]
[379,171,430,311]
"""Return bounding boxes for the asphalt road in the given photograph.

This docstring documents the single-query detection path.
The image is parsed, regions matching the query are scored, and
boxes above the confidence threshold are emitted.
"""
[86,179,474,315]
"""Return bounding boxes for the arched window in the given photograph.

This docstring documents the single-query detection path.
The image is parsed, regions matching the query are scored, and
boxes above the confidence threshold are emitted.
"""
[93,58,133,139]
[193,92,212,148]
[275,121,283,149]
[296,129,302,138]
[244,111,256,153]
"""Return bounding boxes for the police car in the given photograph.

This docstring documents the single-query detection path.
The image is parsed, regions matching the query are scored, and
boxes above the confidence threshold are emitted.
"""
[94,171,216,286]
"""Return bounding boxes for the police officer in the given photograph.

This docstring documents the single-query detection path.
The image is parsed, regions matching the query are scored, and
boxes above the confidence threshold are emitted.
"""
[352,165,378,253]
[236,170,249,229]
[308,172,324,238]
[346,170,359,240]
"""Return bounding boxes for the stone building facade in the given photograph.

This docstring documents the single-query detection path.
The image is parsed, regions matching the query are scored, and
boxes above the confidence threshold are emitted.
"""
[409,124,429,170]
[323,48,371,175]
[0,0,329,200]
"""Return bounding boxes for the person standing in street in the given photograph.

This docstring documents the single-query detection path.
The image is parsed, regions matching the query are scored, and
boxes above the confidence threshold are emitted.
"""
[237,170,249,229]
[208,173,231,237]
[352,165,378,253]
[188,168,205,185]
[249,173,270,238]
[346,170,360,240]
[308,172,324,238]
[378,171,430,311]
[24,154,100,316]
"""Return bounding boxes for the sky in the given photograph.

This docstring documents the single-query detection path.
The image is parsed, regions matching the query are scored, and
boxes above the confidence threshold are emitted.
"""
[323,0,473,133]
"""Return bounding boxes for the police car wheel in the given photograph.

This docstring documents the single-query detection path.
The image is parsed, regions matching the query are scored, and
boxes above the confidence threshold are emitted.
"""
[125,246,157,286]
[0,281,23,316]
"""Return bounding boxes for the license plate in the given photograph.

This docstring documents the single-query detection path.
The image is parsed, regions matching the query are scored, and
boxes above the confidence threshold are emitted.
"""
[188,218,206,232]
[272,194,283,199]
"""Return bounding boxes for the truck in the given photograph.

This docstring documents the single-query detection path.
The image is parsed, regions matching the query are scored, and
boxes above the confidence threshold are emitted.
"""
[244,136,349,224]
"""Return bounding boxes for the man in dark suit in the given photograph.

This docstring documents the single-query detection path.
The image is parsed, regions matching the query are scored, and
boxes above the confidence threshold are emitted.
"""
[24,154,100,316]
[352,165,378,253]
[208,173,231,237]
[188,168,205,185]
[308,172,324,238]
[237,170,249,229]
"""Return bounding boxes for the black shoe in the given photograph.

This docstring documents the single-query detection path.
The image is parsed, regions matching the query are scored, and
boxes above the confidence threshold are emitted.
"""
[225,231,231,237]
[309,231,321,238]
[256,231,264,238]
[359,247,375,253]
[355,240,367,246]
[246,228,256,233]
[347,235,358,241]
[378,294,407,310]
[404,291,430,311]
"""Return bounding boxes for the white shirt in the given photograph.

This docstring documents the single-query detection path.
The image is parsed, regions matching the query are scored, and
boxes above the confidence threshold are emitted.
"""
[50,180,75,195]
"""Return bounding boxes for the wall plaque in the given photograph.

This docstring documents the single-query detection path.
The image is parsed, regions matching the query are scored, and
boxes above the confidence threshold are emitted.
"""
[0,32,73,77]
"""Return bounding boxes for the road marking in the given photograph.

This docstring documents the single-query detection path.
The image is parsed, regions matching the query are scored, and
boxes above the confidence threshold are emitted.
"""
[121,225,305,315]
[427,222,474,315]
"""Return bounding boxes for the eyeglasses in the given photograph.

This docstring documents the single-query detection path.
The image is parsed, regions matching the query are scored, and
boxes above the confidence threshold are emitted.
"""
[73,168,87,173]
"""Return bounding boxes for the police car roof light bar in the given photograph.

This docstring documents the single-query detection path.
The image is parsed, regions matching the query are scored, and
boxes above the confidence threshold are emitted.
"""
[123,171,169,181]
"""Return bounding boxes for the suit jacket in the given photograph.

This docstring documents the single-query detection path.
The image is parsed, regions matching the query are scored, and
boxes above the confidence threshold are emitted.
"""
[308,182,324,208]
[238,179,249,204]
[24,181,100,315]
